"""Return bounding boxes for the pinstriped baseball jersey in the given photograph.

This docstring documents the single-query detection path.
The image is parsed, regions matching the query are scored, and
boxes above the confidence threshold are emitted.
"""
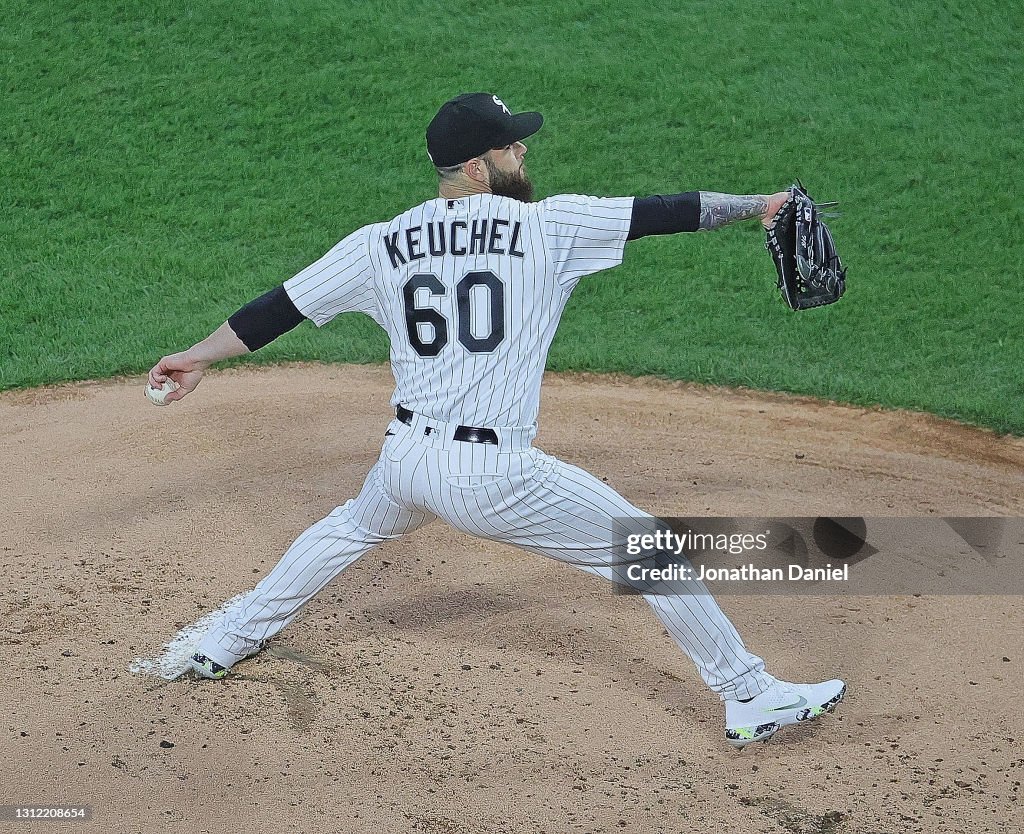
[283,193,634,427]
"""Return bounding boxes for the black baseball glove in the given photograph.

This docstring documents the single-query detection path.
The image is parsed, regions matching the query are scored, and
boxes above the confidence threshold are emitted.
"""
[765,181,846,310]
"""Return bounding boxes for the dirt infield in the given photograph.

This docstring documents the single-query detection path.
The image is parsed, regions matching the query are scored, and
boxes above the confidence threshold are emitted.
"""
[3,363,1022,833]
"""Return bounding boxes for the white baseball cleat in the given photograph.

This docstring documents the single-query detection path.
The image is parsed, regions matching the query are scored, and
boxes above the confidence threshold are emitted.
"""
[724,678,846,748]
[188,639,266,679]
[189,652,232,680]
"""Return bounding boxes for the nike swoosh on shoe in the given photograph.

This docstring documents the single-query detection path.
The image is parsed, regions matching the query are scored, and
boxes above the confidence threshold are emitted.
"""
[767,695,808,712]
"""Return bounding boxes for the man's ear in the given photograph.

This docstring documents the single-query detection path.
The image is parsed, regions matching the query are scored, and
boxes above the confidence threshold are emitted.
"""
[464,155,489,185]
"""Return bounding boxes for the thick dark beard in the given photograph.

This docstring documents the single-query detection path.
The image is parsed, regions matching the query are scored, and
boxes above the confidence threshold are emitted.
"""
[485,160,534,202]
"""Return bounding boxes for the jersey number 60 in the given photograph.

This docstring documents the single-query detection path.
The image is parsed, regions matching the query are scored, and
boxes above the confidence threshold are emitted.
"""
[403,271,505,357]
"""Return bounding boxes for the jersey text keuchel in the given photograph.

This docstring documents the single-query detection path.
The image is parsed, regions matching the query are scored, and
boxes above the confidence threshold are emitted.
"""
[384,218,525,268]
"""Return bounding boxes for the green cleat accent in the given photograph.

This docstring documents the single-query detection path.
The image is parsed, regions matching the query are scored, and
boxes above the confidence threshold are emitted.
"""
[189,652,230,680]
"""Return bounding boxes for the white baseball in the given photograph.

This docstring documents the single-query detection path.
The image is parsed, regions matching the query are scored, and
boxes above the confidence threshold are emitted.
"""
[145,379,180,406]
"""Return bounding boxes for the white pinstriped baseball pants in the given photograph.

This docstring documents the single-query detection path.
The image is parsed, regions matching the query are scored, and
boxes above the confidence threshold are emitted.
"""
[197,413,774,700]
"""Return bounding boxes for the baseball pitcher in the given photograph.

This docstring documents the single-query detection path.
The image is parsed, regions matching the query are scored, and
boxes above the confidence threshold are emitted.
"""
[147,92,845,748]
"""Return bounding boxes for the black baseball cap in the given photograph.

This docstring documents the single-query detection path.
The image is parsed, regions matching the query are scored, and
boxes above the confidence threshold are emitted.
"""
[426,92,543,168]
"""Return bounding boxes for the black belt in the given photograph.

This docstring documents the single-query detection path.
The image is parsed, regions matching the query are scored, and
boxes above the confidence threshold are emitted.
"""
[396,406,499,446]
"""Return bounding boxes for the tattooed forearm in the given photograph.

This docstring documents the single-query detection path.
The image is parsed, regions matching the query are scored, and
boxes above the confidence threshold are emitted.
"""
[697,192,768,231]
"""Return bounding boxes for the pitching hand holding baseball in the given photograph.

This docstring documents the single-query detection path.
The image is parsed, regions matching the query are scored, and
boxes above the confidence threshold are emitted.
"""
[146,351,208,406]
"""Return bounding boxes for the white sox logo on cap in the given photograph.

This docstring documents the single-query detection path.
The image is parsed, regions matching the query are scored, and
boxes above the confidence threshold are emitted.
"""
[492,95,510,115]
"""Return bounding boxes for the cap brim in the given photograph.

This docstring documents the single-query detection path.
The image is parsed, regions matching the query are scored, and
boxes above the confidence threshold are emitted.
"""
[508,111,543,144]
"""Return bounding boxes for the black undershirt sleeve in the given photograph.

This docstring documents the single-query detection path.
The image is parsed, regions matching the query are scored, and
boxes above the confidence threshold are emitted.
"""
[627,192,702,240]
[227,284,307,351]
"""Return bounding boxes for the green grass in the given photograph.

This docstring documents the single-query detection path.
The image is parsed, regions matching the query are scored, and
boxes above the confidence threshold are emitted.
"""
[3,0,1022,432]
